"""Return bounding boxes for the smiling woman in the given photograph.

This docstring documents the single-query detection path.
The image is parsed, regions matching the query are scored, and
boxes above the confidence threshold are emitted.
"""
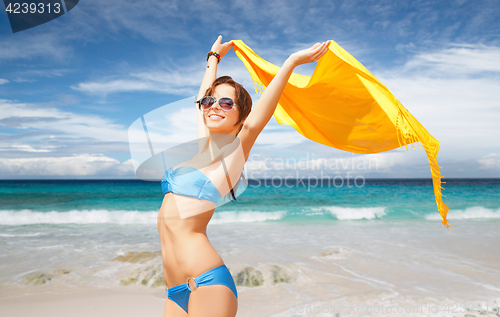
[198,76,252,136]
[156,35,330,317]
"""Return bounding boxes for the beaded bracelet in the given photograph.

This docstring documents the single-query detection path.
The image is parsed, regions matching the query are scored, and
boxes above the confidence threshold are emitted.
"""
[207,51,221,64]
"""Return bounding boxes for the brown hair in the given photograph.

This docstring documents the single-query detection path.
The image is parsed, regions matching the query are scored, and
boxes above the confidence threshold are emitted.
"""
[203,76,252,129]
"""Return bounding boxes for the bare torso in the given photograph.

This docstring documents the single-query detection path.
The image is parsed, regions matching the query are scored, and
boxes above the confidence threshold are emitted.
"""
[157,137,245,288]
[157,192,225,288]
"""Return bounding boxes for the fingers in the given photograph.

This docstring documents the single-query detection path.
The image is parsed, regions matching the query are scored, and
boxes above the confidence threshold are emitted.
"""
[312,42,322,49]
[314,41,329,51]
[308,42,327,56]
[314,47,328,61]
[319,41,330,55]
[312,41,330,59]
[311,41,328,50]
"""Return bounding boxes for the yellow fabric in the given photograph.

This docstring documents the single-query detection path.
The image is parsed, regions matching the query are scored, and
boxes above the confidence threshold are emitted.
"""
[232,39,451,228]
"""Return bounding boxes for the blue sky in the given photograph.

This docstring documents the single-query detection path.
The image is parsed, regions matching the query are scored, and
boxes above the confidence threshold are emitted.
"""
[1,0,499,179]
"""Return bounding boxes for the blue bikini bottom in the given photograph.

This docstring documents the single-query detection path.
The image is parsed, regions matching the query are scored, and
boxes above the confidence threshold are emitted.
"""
[165,264,238,313]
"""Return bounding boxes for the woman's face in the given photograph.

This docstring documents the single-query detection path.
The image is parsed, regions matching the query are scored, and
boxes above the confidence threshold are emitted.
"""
[203,84,242,135]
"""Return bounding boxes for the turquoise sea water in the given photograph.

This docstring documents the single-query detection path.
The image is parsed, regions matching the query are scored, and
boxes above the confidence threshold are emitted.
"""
[0,178,499,225]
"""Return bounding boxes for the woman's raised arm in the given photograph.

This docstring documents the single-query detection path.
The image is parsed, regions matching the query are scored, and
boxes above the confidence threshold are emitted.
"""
[238,41,330,159]
[196,36,234,140]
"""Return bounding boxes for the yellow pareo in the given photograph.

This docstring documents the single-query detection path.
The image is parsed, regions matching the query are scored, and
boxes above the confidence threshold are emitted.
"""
[232,39,451,228]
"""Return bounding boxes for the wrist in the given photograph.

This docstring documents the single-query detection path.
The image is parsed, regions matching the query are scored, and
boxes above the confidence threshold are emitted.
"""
[283,57,298,70]
[207,51,221,64]
[207,55,218,63]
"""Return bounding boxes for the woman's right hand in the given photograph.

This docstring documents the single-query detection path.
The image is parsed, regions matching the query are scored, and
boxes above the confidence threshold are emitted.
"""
[210,35,234,60]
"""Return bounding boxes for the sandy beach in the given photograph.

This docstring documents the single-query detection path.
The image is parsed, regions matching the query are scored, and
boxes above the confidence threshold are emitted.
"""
[1,287,499,317]
[1,219,499,317]
[0,289,165,317]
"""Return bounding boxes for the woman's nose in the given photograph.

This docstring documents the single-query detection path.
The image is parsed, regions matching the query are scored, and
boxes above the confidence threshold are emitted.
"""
[212,100,222,110]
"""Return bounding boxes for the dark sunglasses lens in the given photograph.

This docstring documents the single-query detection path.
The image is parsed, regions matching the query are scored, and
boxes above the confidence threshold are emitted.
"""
[219,98,234,110]
[200,97,214,110]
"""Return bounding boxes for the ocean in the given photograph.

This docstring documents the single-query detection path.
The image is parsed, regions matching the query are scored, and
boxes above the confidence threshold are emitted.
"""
[1,178,499,316]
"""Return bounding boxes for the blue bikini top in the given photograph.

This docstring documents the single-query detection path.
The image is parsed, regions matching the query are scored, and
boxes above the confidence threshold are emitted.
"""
[161,166,223,205]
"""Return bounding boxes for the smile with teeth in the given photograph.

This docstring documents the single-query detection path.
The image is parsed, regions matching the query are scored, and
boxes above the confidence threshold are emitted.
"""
[209,114,225,120]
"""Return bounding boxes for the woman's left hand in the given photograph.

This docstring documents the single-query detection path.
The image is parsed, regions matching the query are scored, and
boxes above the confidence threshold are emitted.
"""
[211,35,234,60]
[288,41,330,67]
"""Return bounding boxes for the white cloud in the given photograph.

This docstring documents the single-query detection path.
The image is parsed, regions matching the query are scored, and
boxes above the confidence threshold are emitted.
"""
[478,153,500,172]
[0,99,133,178]
[0,145,59,153]
[12,78,36,83]
[0,79,8,85]
[0,154,134,176]
[0,99,127,142]
[0,32,71,61]
[374,43,500,154]
[71,76,196,96]
[245,149,423,177]
[253,130,305,147]
[403,44,500,75]
[15,69,70,78]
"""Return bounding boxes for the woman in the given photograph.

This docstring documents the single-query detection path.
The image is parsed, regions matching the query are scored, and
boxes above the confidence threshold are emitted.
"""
[157,35,330,317]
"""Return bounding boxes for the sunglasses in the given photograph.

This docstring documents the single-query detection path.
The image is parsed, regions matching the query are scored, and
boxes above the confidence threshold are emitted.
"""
[197,96,237,111]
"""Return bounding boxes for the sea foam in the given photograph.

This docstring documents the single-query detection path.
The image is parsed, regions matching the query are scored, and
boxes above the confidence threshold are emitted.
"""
[309,206,387,220]
[0,209,286,226]
[210,210,286,224]
[425,206,500,220]
[0,209,158,225]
